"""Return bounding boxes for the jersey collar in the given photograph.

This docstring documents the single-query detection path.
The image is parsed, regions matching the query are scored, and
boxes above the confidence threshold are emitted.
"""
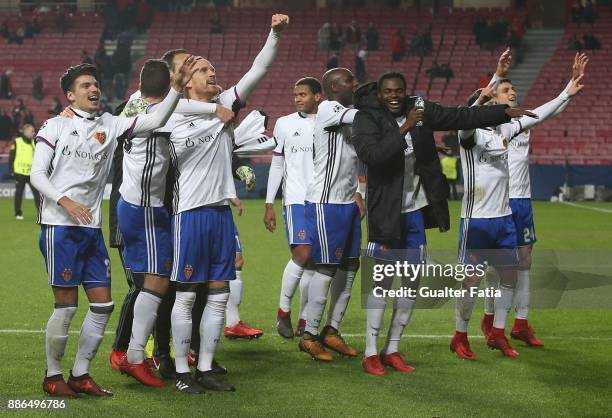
[69,107,96,120]
[298,111,316,119]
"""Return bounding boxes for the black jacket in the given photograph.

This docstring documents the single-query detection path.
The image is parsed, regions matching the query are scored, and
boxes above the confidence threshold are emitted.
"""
[352,82,511,243]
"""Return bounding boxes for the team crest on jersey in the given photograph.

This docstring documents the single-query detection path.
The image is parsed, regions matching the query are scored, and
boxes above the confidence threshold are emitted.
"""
[94,130,106,145]
[62,268,72,282]
[183,264,193,279]
[165,258,172,272]
[298,230,306,240]
[335,247,343,260]
[379,244,388,253]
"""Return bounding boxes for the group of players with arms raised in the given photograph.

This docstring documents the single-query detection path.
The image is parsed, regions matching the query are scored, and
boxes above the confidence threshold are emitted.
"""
[30,12,588,397]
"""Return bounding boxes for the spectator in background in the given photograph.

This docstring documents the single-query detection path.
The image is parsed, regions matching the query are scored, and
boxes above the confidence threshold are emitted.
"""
[365,22,379,51]
[479,72,493,88]
[344,20,361,50]
[1,21,9,38]
[24,20,35,38]
[48,97,63,116]
[330,23,342,50]
[96,44,115,101]
[391,29,404,62]
[581,0,597,24]
[82,49,93,64]
[112,43,132,101]
[355,50,367,84]
[1,70,14,99]
[135,0,154,32]
[583,32,601,50]
[318,22,331,50]
[473,16,486,46]
[326,52,339,70]
[9,124,40,220]
[32,75,44,101]
[56,6,68,34]
[568,33,583,51]
[0,108,12,140]
[210,11,223,33]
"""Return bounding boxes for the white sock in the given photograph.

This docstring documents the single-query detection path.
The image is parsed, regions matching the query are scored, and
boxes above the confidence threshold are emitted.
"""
[226,271,242,327]
[326,269,356,330]
[72,302,114,377]
[455,286,476,333]
[298,269,314,321]
[304,271,333,335]
[365,292,387,357]
[198,287,230,372]
[279,260,303,312]
[384,297,416,355]
[45,305,77,377]
[514,269,530,320]
[493,284,514,329]
[127,291,161,364]
[484,274,498,315]
[171,291,196,374]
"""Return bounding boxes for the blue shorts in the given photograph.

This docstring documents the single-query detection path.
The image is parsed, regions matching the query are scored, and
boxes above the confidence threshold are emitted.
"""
[39,225,111,289]
[171,206,236,283]
[117,197,172,276]
[365,209,427,263]
[283,204,311,246]
[234,224,242,253]
[509,198,536,247]
[305,202,361,265]
[458,215,518,268]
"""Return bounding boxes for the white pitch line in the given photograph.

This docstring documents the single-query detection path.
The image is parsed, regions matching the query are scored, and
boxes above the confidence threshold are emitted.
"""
[561,201,612,214]
[1,329,610,341]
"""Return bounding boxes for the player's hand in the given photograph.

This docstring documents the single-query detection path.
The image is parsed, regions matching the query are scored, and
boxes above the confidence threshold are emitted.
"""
[172,55,201,92]
[405,107,425,129]
[230,197,243,216]
[58,196,92,225]
[271,14,289,33]
[571,52,588,80]
[215,104,235,126]
[567,73,585,97]
[355,192,366,220]
[264,203,276,232]
[59,107,75,118]
[496,47,512,77]
[236,166,256,192]
[505,107,537,119]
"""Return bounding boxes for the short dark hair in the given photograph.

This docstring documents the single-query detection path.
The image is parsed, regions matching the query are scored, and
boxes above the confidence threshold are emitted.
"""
[161,48,188,72]
[60,63,98,95]
[493,77,513,92]
[378,72,407,90]
[467,88,483,106]
[295,77,322,95]
[140,59,170,98]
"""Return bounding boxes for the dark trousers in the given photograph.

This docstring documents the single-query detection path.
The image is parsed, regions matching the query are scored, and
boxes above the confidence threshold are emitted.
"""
[14,173,40,216]
[112,247,173,356]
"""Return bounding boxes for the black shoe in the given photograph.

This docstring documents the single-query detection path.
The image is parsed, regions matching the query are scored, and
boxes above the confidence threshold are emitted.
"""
[175,372,204,394]
[211,358,228,375]
[277,309,294,339]
[156,354,177,380]
[195,370,235,392]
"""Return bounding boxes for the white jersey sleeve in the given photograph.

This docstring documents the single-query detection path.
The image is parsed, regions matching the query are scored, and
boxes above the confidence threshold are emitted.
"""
[31,126,64,204]
[318,100,358,129]
[272,120,285,155]
[265,153,284,204]
[117,88,181,138]
[174,99,217,115]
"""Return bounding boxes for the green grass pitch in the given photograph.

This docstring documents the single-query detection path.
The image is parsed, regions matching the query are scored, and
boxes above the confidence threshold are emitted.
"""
[0,199,611,417]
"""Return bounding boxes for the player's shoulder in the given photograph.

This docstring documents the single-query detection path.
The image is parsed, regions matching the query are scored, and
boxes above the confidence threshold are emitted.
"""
[319,100,344,112]
[276,112,301,126]
[38,116,67,132]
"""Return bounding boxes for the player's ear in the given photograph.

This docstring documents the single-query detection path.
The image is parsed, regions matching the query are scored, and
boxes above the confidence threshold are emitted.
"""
[315,93,322,103]
[66,90,76,104]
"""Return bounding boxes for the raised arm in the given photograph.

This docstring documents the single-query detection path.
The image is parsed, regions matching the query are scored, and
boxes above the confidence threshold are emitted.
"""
[233,14,289,105]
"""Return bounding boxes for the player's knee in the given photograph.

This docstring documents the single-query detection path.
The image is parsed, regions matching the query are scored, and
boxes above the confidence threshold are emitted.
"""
[341,257,360,272]
[208,281,230,292]
[291,245,311,267]
[519,253,532,270]
[89,301,114,315]
[176,282,199,293]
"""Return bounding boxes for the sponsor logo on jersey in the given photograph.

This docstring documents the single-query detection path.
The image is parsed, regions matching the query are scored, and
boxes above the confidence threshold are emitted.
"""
[70,130,78,136]
[61,145,109,161]
[289,145,313,153]
[293,131,301,136]
[62,268,72,282]
[94,130,106,145]
[188,121,196,128]
[183,264,193,279]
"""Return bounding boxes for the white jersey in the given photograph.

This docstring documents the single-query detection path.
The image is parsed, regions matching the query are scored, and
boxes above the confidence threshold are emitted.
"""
[396,116,428,213]
[508,128,531,199]
[305,100,359,204]
[273,111,315,206]
[164,89,238,214]
[35,113,137,227]
[119,102,170,207]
